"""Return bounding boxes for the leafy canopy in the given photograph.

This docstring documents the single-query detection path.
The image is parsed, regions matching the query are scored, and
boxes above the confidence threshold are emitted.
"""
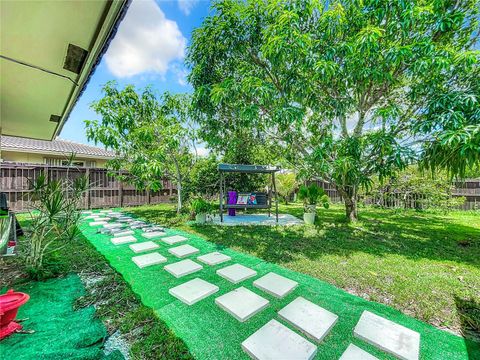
[188,0,480,219]
[85,82,196,193]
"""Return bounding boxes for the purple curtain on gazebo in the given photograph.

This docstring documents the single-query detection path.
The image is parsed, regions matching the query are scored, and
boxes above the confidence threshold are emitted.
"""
[228,191,237,216]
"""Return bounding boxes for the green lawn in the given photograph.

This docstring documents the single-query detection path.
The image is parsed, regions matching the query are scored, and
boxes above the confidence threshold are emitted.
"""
[127,203,480,342]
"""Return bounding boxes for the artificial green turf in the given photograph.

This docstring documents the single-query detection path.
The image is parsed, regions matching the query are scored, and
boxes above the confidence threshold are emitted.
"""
[0,274,121,360]
[80,211,479,360]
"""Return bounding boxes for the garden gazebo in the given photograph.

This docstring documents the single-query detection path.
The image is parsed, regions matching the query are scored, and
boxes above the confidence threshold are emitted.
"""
[218,163,279,222]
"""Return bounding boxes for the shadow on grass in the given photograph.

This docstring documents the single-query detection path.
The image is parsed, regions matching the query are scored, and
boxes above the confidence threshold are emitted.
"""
[129,203,480,267]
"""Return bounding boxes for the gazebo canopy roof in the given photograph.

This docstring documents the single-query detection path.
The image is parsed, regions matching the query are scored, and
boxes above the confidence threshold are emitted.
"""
[218,163,279,174]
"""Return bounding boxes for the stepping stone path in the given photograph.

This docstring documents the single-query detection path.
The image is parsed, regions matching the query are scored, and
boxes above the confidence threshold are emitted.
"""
[197,252,231,266]
[132,252,167,268]
[253,272,298,298]
[85,216,426,359]
[113,230,134,237]
[278,296,338,342]
[217,264,257,284]
[354,310,420,360]
[111,235,137,245]
[142,231,166,239]
[169,278,219,305]
[168,244,199,258]
[164,259,203,278]
[161,235,188,245]
[339,344,378,360]
[215,287,269,322]
[90,221,107,226]
[242,319,317,360]
[129,241,159,253]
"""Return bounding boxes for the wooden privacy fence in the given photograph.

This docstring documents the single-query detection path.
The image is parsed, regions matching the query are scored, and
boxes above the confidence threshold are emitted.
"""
[309,179,480,210]
[0,163,176,212]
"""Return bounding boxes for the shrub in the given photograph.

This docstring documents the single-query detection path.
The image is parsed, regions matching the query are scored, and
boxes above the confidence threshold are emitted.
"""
[24,173,88,272]
[298,184,329,211]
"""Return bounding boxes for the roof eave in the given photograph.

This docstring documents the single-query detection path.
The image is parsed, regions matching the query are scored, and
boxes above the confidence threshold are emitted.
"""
[53,0,131,140]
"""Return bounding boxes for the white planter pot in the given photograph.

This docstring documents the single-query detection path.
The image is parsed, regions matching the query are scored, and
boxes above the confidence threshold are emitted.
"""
[303,212,316,225]
[195,213,207,224]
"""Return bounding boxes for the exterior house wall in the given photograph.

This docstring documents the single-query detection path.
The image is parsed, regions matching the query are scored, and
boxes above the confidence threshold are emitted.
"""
[0,150,108,168]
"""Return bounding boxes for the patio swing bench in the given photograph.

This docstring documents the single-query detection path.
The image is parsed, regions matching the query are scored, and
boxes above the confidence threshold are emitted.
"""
[222,192,270,210]
[218,164,279,222]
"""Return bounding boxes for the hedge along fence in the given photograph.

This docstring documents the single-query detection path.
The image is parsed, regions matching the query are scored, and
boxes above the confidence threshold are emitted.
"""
[0,163,176,212]
[309,179,480,211]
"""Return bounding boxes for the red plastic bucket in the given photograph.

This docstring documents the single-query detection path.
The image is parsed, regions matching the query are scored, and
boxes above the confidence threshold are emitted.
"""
[0,290,29,327]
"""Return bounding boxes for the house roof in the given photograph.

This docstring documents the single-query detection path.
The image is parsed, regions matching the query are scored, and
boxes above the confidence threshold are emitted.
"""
[1,135,115,159]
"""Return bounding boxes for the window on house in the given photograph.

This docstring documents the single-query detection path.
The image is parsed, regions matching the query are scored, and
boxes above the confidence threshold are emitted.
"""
[44,158,91,167]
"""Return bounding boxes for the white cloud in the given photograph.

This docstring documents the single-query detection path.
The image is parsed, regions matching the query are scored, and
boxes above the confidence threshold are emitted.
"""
[171,64,188,86]
[105,0,186,78]
[178,0,199,16]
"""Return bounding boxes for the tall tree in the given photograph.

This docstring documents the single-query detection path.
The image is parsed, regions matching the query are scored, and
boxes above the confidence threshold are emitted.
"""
[187,0,480,221]
[85,82,196,213]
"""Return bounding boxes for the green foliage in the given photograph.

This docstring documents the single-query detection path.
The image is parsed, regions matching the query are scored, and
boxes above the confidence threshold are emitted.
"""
[222,134,272,192]
[187,0,480,221]
[85,82,196,212]
[366,166,466,212]
[190,198,212,214]
[25,172,88,272]
[298,184,329,210]
[184,155,220,198]
[275,173,297,204]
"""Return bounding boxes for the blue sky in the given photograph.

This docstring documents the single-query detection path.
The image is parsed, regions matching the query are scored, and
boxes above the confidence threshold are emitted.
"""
[60,0,211,146]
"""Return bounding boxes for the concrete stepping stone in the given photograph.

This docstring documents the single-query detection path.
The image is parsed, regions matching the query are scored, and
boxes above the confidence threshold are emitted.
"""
[82,211,92,215]
[111,235,137,245]
[164,259,203,278]
[129,241,159,253]
[339,344,379,360]
[90,221,107,226]
[253,272,298,298]
[215,287,269,322]
[278,296,338,342]
[197,252,231,266]
[132,252,167,268]
[169,278,219,305]
[85,215,102,219]
[161,235,188,245]
[168,244,199,258]
[241,319,317,360]
[113,230,134,237]
[354,311,420,360]
[103,223,123,229]
[91,217,110,222]
[141,231,166,239]
[217,264,257,284]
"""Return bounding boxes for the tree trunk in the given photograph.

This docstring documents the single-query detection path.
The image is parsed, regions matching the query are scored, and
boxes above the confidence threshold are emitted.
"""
[337,185,359,222]
[176,179,182,214]
[173,159,182,214]
[344,195,358,222]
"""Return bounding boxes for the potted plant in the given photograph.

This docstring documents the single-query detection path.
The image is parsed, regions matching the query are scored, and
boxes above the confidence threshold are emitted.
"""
[191,198,210,224]
[298,184,329,225]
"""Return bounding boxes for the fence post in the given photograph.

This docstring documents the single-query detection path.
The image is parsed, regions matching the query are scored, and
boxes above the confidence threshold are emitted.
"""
[86,168,91,209]
[119,174,124,208]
